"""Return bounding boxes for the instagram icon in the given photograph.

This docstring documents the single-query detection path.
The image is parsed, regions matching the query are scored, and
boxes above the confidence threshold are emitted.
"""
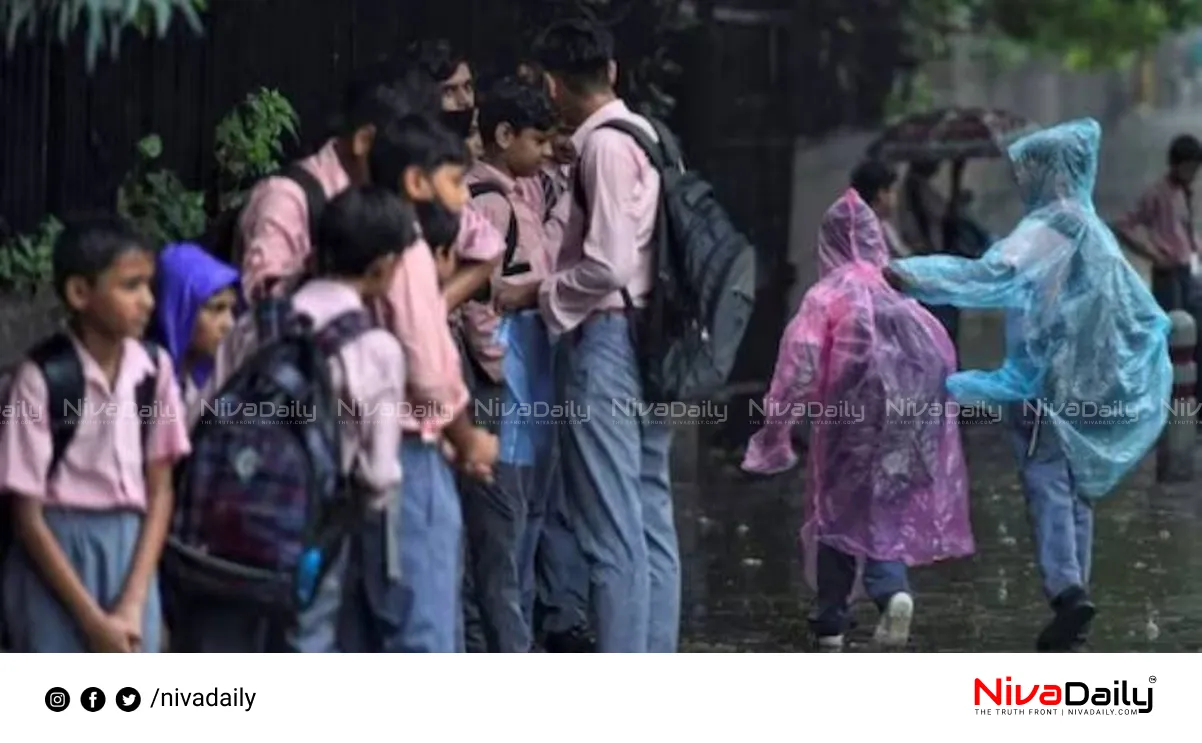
[44,687,70,712]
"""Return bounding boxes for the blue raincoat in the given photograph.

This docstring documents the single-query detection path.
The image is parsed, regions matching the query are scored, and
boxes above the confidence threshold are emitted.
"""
[151,242,241,390]
[495,310,555,465]
[891,118,1172,499]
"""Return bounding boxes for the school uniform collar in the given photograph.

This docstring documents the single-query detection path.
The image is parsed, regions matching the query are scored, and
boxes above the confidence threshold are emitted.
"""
[66,331,158,393]
[294,278,365,313]
[468,160,518,196]
[570,98,631,154]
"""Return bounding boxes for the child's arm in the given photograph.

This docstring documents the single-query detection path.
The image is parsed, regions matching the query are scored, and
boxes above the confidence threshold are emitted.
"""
[1,363,130,651]
[116,351,192,643]
[11,497,127,650]
[352,336,405,509]
[445,205,506,310]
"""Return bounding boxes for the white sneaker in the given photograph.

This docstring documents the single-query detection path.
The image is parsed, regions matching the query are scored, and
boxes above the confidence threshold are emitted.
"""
[815,634,844,651]
[873,592,914,649]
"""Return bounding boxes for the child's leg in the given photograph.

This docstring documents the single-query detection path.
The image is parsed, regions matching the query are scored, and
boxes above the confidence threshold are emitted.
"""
[462,461,533,652]
[519,454,551,628]
[1008,407,1096,650]
[862,560,913,648]
[2,508,160,652]
[810,543,856,645]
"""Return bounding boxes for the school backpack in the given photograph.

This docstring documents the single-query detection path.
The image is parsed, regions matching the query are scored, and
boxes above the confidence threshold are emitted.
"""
[465,182,531,306]
[205,162,328,267]
[574,118,757,404]
[0,335,159,647]
[162,296,371,614]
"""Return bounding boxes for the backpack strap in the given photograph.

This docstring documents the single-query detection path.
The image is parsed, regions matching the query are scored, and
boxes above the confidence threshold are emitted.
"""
[468,182,529,276]
[136,340,160,452]
[279,163,328,241]
[27,333,84,479]
[313,310,375,359]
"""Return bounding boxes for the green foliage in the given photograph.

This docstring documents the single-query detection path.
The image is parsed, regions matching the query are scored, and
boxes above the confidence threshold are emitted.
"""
[213,88,300,212]
[0,216,61,294]
[905,0,1202,71]
[1,0,206,71]
[117,133,206,248]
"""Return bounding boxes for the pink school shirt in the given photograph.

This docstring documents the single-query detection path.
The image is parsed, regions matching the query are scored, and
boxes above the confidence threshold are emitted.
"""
[237,138,492,435]
[538,100,660,337]
[200,280,404,509]
[0,337,191,511]
[1115,177,1198,268]
[459,161,551,383]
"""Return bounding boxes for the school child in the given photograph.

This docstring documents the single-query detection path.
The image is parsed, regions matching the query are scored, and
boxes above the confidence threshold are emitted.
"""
[495,19,677,653]
[886,119,1172,651]
[364,112,499,652]
[453,77,558,652]
[170,187,411,653]
[851,160,910,258]
[149,243,240,411]
[0,215,191,652]
[743,190,975,650]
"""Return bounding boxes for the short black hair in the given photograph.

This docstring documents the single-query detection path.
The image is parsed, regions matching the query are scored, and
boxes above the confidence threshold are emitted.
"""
[479,77,556,146]
[369,114,470,193]
[533,18,613,95]
[850,160,897,205]
[316,186,418,277]
[335,65,428,138]
[1168,134,1202,166]
[52,215,150,301]
[407,38,469,83]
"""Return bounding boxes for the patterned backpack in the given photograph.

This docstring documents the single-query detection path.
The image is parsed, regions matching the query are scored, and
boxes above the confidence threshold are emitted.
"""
[162,296,371,613]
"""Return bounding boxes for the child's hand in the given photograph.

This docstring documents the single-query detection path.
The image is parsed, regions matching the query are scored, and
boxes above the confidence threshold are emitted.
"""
[84,613,135,653]
[112,599,145,652]
[494,281,540,313]
[458,427,499,483]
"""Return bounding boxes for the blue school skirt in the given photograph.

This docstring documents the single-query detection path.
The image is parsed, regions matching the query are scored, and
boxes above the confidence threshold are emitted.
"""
[2,507,161,653]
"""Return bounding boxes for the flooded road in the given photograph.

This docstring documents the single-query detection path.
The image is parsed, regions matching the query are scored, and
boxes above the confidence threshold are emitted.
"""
[677,424,1202,652]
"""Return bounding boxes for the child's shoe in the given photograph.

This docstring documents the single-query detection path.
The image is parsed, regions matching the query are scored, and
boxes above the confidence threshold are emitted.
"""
[814,634,844,651]
[1036,586,1095,652]
[872,592,914,649]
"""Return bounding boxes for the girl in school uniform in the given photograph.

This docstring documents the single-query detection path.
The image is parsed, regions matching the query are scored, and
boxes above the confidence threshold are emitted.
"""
[0,216,192,652]
[150,243,241,412]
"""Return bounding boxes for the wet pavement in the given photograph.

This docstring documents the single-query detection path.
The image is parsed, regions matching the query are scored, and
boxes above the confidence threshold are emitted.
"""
[677,423,1202,652]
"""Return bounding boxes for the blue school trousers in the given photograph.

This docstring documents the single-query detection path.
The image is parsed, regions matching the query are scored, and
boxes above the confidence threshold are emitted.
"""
[809,545,909,636]
[1007,405,1093,601]
[558,313,680,652]
[534,428,591,635]
[346,437,462,652]
[2,508,161,653]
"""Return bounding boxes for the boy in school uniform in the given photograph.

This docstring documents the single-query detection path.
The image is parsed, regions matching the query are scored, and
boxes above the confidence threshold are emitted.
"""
[497,19,680,653]
[0,216,191,652]
[237,70,499,506]
[178,187,411,652]
[458,77,557,651]
[364,113,499,652]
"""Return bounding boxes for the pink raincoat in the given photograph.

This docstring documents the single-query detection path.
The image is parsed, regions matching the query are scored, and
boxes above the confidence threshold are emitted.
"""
[743,190,974,584]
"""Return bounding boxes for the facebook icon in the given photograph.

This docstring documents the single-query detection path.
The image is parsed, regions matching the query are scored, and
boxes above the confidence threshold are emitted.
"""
[81,687,106,712]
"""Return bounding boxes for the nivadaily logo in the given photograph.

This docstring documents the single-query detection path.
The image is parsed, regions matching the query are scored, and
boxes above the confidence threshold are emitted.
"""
[974,677,1153,715]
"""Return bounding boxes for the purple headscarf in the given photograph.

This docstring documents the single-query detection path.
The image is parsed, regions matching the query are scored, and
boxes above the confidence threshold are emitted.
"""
[151,243,240,389]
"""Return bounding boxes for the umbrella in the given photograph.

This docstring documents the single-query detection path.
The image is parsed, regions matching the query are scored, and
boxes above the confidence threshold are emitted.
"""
[867,107,1040,163]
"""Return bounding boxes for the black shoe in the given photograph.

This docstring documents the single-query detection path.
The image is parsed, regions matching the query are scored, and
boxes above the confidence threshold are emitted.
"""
[1036,587,1096,652]
[543,627,597,653]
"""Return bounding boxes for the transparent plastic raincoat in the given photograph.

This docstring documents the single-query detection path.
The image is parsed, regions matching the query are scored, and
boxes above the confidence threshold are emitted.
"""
[742,190,974,570]
[891,118,1172,499]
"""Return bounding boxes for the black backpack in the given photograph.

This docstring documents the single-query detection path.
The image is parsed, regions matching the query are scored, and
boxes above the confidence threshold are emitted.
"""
[205,163,328,269]
[574,118,757,403]
[0,335,159,647]
[162,296,371,614]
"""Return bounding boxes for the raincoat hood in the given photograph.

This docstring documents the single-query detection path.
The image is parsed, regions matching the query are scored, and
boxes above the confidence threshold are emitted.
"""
[818,189,889,275]
[1008,118,1100,210]
[151,243,240,389]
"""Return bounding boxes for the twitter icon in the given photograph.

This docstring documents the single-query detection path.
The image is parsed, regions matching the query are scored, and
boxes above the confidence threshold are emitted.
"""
[116,687,141,712]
